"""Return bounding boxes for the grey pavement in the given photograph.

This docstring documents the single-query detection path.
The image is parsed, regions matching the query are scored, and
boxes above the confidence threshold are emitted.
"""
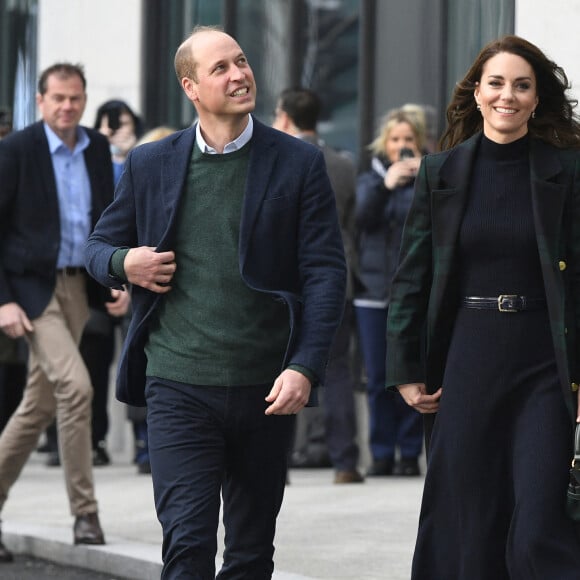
[1,452,423,580]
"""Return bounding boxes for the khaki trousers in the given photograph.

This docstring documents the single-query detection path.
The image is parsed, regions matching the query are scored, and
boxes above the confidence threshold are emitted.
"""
[0,272,98,516]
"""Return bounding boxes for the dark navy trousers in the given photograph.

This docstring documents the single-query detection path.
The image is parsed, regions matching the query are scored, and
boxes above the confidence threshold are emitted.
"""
[145,377,295,580]
[355,305,423,460]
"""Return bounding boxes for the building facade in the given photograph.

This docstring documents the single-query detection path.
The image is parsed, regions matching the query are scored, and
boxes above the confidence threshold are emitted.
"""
[3,1,580,167]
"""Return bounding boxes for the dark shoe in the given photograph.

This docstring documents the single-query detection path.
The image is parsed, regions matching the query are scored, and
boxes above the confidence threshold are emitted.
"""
[36,442,53,453]
[334,469,365,484]
[92,442,111,467]
[73,512,105,545]
[45,451,61,467]
[290,451,332,468]
[366,458,394,476]
[0,535,13,563]
[137,461,151,475]
[393,457,421,477]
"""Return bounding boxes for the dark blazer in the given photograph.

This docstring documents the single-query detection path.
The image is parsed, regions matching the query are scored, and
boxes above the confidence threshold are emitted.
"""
[299,134,359,299]
[385,132,580,422]
[0,121,114,319]
[85,117,347,406]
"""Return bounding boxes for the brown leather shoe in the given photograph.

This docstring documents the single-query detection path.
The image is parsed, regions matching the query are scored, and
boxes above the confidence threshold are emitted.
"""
[334,469,365,484]
[73,512,105,545]
[0,534,13,563]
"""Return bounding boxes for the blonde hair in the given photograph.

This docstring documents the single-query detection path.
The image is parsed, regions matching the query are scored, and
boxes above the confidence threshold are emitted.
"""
[369,107,426,157]
[136,126,177,146]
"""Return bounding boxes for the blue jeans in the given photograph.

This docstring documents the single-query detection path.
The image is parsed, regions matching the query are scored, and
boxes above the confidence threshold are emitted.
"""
[145,376,295,580]
[355,306,423,461]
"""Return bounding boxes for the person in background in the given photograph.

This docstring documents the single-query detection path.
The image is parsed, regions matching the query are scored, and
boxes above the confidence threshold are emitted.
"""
[85,25,346,579]
[354,107,425,477]
[400,103,438,154]
[273,86,363,484]
[386,35,580,578]
[95,99,143,184]
[0,62,113,559]
[0,107,12,139]
[90,100,140,464]
[43,100,139,468]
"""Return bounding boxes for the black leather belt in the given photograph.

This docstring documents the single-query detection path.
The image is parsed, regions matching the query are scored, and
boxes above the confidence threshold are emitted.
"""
[462,295,547,313]
[57,266,85,276]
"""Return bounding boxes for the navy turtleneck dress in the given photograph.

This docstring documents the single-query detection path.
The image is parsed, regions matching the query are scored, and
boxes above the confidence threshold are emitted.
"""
[411,134,580,579]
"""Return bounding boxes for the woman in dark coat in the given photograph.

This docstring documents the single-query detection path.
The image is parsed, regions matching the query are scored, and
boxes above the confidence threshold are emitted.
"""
[386,35,580,579]
[354,108,425,476]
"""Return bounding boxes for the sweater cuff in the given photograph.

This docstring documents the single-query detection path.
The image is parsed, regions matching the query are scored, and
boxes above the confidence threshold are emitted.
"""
[109,248,131,283]
[287,364,317,387]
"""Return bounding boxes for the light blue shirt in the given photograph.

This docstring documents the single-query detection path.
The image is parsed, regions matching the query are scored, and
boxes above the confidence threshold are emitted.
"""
[195,114,253,154]
[44,123,92,268]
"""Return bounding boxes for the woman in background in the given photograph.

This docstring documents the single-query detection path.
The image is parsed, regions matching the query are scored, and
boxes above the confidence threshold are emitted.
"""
[354,108,425,477]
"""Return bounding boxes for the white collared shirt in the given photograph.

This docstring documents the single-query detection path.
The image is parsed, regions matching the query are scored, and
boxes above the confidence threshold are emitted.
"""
[195,115,253,154]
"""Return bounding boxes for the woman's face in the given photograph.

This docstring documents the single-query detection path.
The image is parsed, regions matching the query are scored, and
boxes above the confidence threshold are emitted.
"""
[384,121,420,163]
[474,51,538,144]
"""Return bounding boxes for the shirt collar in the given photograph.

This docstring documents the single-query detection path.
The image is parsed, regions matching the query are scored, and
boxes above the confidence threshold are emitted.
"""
[43,122,90,155]
[195,115,253,154]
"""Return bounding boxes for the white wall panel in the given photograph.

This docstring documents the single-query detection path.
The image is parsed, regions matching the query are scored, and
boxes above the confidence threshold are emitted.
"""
[515,0,580,102]
[37,0,142,127]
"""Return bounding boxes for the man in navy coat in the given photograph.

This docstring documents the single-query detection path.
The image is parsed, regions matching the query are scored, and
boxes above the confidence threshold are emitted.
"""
[0,63,114,558]
[85,26,346,579]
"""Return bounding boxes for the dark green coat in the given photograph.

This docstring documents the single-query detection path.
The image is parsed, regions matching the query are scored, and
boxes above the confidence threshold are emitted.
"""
[385,132,580,423]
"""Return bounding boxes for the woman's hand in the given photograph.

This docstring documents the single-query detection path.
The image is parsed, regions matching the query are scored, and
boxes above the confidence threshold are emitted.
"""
[384,157,421,190]
[397,383,442,414]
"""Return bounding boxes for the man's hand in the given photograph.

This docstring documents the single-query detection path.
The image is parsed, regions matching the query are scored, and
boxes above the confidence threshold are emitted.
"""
[0,302,33,338]
[105,287,131,317]
[265,369,312,415]
[123,246,176,293]
[397,383,442,414]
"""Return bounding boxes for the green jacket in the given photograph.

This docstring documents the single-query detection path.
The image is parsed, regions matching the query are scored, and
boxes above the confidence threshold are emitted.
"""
[385,132,580,422]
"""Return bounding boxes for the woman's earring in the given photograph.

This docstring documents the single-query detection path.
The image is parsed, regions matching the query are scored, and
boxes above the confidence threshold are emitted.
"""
[476,104,481,111]
[531,110,536,119]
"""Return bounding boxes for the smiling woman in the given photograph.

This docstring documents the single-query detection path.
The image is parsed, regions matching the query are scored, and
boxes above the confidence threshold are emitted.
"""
[474,52,538,143]
[385,35,580,579]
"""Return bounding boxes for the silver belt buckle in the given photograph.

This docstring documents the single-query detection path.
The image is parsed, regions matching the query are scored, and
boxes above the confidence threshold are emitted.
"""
[498,294,518,312]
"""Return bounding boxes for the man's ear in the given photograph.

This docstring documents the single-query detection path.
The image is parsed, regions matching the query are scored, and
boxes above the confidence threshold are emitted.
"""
[181,77,198,102]
[280,111,293,132]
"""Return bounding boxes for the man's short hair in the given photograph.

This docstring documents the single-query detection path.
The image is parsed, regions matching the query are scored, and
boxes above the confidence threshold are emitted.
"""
[277,88,321,132]
[37,63,86,95]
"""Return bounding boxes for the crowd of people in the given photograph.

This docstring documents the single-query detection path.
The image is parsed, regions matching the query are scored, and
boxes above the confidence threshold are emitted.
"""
[2,23,580,580]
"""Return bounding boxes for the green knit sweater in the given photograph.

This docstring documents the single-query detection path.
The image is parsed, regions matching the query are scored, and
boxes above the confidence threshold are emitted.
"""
[144,142,290,386]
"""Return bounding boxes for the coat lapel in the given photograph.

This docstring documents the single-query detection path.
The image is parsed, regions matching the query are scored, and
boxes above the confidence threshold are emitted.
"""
[160,126,196,224]
[239,118,279,264]
[529,138,566,257]
[431,132,480,250]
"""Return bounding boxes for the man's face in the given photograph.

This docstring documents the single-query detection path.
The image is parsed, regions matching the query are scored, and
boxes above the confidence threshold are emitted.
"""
[36,73,87,139]
[183,31,256,121]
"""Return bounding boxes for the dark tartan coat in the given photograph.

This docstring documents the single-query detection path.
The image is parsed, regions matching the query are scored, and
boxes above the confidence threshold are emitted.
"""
[385,131,580,425]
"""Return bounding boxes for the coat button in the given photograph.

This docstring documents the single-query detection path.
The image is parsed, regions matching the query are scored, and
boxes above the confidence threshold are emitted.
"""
[559,260,567,271]
[572,382,579,392]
